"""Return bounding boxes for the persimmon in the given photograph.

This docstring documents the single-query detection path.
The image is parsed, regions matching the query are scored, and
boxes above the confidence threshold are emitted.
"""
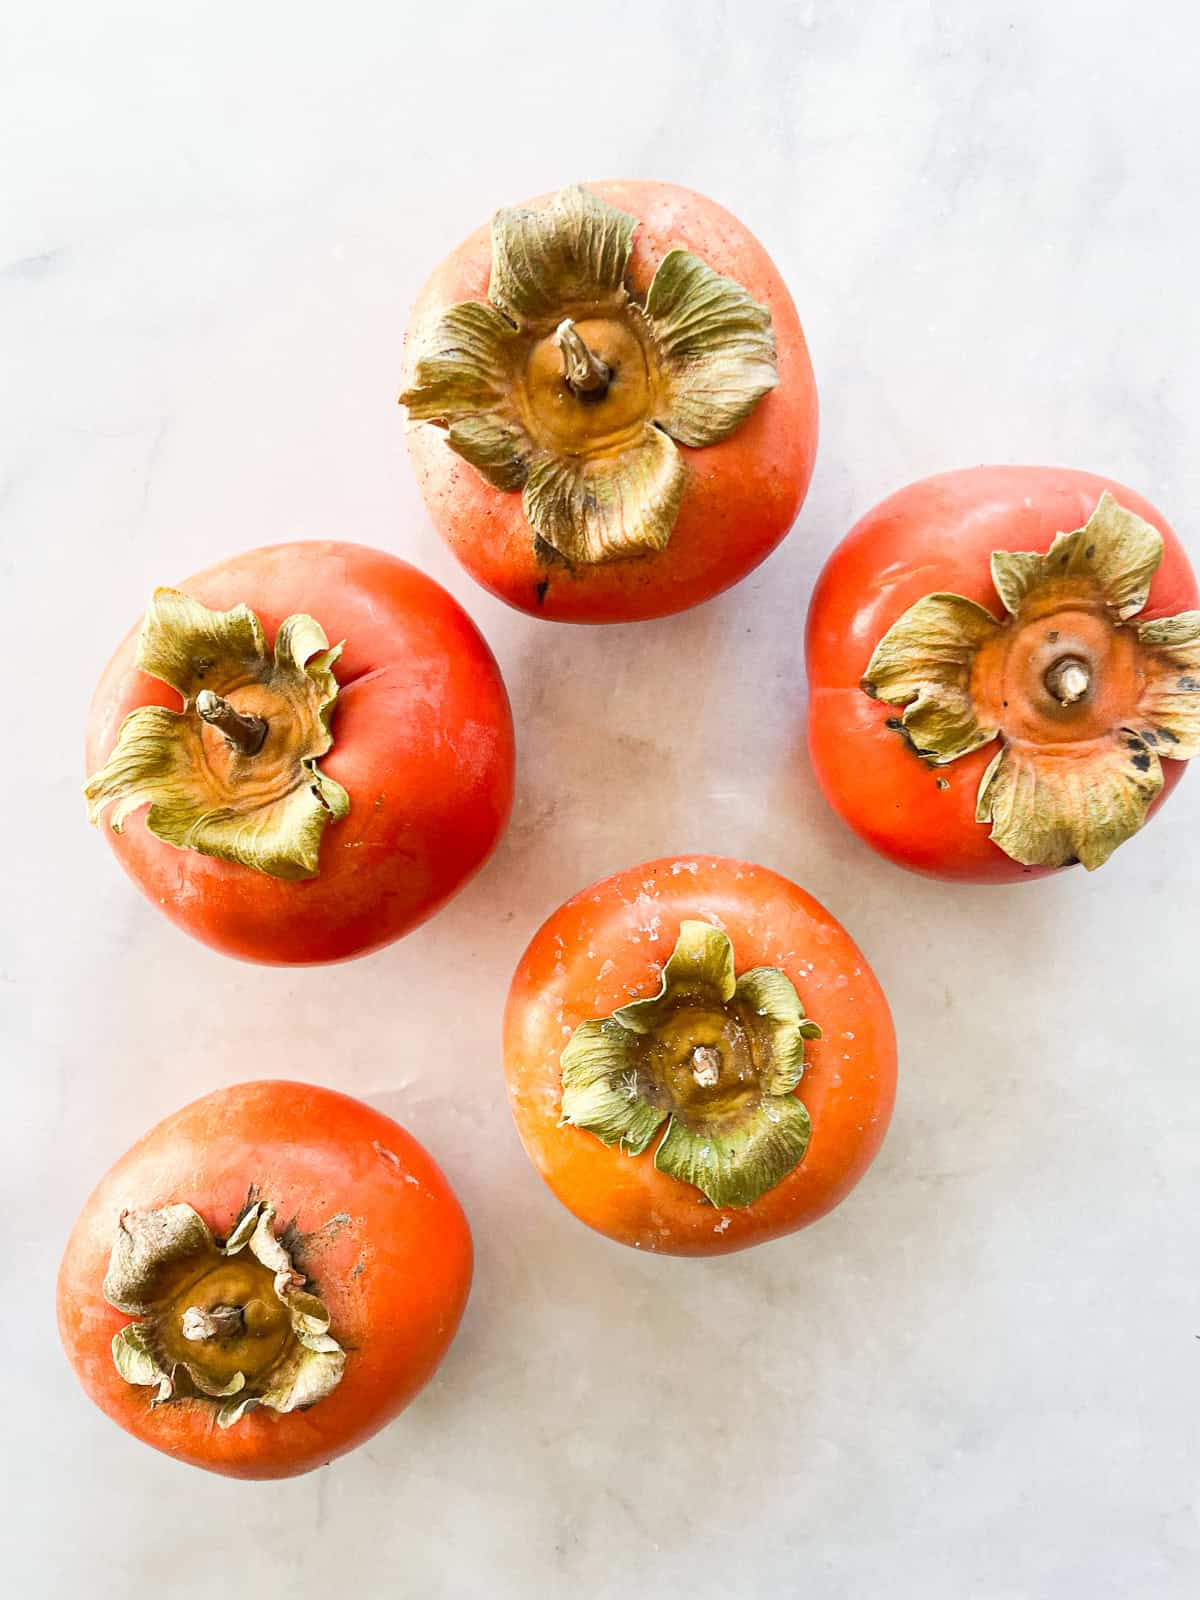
[806,467,1200,882]
[57,1081,472,1479]
[84,541,515,963]
[503,856,895,1256]
[400,181,818,622]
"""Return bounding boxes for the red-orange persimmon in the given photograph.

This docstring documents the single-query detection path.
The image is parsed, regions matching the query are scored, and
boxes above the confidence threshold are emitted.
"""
[807,467,1199,882]
[57,1081,472,1479]
[85,541,514,963]
[402,181,818,622]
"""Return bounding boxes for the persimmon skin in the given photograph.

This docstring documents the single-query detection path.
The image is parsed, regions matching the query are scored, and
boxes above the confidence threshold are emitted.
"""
[503,856,896,1256]
[403,180,819,623]
[85,541,515,963]
[806,467,1200,883]
[57,1081,473,1480]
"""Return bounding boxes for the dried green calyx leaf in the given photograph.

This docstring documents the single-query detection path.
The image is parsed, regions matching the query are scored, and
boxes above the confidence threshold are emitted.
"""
[106,1200,346,1428]
[84,588,349,879]
[862,593,1001,764]
[559,920,820,1210]
[400,184,779,566]
[862,492,1199,869]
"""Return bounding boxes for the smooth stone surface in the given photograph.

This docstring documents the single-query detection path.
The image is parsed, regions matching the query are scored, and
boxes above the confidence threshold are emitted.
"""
[3,3,1197,1595]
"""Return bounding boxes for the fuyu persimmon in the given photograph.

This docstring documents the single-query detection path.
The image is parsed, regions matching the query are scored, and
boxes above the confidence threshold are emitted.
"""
[806,467,1200,883]
[401,181,818,622]
[503,856,896,1256]
[84,541,515,963]
[57,1081,472,1479]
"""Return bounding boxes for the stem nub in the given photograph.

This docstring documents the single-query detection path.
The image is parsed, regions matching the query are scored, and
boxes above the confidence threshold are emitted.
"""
[196,689,269,755]
[1044,656,1092,707]
[181,1303,245,1342]
[691,1045,722,1088]
[554,319,612,397]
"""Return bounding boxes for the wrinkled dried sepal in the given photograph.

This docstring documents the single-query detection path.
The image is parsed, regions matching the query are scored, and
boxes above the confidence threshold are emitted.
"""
[105,1200,346,1426]
[84,593,348,879]
[103,1204,217,1314]
[523,424,685,564]
[489,185,636,324]
[1137,611,1200,758]
[976,732,1163,870]
[645,249,778,447]
[998,493,1164,621]
[655,1096,812,1209]
[137,588,268,697]
[862,593,1001,763]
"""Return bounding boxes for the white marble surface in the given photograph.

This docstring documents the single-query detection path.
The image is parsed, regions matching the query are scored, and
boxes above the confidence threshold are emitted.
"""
[3,2,1198,1594]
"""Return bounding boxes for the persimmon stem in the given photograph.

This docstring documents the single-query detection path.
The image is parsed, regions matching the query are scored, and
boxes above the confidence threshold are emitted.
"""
[1044,656,1092,707]
[554,319,612,397]
[691,1045,722,1088]
[196,690,269,755]
[181,1303,245,1342]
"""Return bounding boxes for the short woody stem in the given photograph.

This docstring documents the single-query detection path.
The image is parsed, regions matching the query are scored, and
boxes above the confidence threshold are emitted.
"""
[691,1045,722,1088]
[196,690,269,755]
[1044,656,1092,707]
[181,1303,245,1342]
[554,319,612,397]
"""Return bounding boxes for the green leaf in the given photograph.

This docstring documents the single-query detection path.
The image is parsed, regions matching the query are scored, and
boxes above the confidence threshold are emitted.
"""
[1137,610,1200,758]
[734,966,820,1096]
[655,1096,812,1209]
[136,589,268,698]
[522,423,686,564]
[862,592,1001,764]
[988,495,1162,621]
[644,249,778,448]
[615,920,737,1034]
[84,594,349,880]
[489,185,636,324]
[559,1019,665,1155]
[976,731,1163,870]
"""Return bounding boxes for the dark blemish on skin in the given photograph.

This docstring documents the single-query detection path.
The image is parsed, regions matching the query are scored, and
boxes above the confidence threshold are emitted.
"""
[1047,631,1059,643]
[885,717,903,730]
[1179,676,1200,691]
[535,578,550,607]
[1143,729,1158,744]
[1060,856,1080,869]
[1086,545,1096,560]
[1132,751,1152,772]
[1159,727,1179,743]
[1124,736,1144,751]
[936,777,950,790]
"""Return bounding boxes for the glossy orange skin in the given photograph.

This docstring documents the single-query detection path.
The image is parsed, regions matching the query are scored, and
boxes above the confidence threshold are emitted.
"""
[57,1081,473,1480]
[404,180,819,623]
[806,467,1199,883]
[86,541,515,963]
[503,856,896,1256]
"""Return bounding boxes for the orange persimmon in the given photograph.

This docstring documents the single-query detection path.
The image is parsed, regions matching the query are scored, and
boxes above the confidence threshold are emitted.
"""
[503,856,896,1255]
[57,1081,472,1479]
[401,181,818,622]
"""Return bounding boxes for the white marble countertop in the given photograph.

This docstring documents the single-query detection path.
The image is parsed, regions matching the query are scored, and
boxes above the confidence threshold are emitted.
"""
[4,3,1198,1595]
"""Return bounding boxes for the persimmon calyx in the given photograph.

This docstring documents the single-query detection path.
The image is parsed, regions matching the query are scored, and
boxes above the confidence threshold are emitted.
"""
[861,493,1200,870]
[399,184,778,566]
[105,1200,346,1429]
[83,589,349,880]
[558,920,820,1210]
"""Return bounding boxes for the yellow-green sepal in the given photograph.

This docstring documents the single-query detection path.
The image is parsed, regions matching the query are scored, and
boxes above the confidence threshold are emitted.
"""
[559,1019,666,1155]
[655,1096,812,1211]
[84,589,349,880]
